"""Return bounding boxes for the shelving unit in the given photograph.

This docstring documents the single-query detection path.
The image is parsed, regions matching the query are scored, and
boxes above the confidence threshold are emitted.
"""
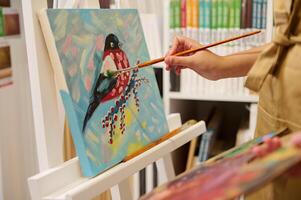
[169,92,259,103]
[163,0,274,139]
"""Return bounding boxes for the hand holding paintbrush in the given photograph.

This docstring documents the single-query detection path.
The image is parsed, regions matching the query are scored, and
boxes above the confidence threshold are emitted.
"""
[104,30,261,78]
[121,31,261,161]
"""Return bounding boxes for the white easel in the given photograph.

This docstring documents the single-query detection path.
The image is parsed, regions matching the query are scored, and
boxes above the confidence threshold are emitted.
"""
[23,0,206,199]
[28,114,206,200]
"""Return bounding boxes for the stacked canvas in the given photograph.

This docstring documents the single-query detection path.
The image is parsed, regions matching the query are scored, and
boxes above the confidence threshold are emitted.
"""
[38,9,169,176]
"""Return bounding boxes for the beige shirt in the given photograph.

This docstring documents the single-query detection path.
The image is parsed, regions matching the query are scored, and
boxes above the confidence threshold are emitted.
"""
[246,0,301,199]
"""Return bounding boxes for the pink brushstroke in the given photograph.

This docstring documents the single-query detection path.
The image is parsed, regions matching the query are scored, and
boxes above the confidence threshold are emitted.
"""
[62,35,72,54]
[96,35,105,51]
[68,66,77,77]
[88,48,95,70]
[85,76,91,91]
[71,47,78,57]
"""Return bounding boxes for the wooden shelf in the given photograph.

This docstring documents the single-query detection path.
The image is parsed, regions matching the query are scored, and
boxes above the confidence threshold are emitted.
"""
[168,92,259,103]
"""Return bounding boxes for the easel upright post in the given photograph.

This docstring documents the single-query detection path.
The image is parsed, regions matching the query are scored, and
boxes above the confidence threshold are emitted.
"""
[22,0,64,171]
[111,178,133,200]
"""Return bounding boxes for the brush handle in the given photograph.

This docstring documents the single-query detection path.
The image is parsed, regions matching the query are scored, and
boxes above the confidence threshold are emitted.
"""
[137,30,261,69]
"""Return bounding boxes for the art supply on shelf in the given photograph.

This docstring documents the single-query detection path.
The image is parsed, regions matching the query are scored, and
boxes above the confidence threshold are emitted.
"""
[0,8,20,36]
[165,0,270,103]
[0,43,12,88]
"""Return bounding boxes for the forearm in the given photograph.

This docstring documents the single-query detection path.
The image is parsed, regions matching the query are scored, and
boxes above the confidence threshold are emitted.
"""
[218,43,271,79]
[164,35,271,81]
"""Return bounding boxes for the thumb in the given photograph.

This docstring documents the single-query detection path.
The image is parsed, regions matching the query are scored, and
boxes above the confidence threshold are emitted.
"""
[164,55,193,68]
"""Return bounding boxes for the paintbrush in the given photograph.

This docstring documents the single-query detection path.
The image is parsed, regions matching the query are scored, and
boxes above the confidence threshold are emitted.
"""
[104,30,261,77]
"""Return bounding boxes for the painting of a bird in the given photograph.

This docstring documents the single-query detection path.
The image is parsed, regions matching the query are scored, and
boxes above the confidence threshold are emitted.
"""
[82,33,131,132]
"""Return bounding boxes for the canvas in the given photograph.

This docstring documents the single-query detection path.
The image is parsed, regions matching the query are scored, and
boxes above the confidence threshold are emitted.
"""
[207,131,280,163]
[141,152,256,200]
[141,145,301,200]
[38,9,169,177]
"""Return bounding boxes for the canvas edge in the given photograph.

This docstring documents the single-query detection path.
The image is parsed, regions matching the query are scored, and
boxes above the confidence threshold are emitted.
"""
[134,10,170,136]
[37,8,94,177]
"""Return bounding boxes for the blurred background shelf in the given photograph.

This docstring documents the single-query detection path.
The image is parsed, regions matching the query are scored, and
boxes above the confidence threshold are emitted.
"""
[162,0,273,133]
[168,92,259,103]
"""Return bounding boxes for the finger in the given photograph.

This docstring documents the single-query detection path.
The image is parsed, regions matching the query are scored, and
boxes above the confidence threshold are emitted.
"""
[167,36,181,56]
[175,66,181,75]
[166,35,203,56]
[261,136,279,150]
[168,36,191,56]
[166,63,170,71]
[264,138,275,152]
[165,63,181,71]
[259,144,269,157]
[252,146,262,156]
[252,144,269,157]
[164,55,193,68]
[271,137,282,149]
[291,133,301,148]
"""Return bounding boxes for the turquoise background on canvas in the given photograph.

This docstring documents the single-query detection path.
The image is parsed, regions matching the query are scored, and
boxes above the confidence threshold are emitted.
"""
[46,9,168,176]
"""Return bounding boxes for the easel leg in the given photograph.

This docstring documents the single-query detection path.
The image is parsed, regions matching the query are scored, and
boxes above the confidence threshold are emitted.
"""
[155,153,176,185]
[110,177,133,200]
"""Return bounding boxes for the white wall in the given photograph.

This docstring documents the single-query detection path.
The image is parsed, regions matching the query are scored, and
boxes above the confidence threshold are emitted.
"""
[0,0,38,199]
[0,153,3,200]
